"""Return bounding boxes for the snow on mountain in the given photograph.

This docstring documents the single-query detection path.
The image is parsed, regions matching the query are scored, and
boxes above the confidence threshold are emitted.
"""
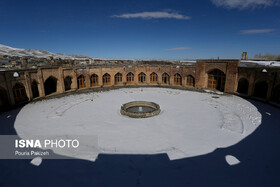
[0,44,90,60]
[1,44,279,66]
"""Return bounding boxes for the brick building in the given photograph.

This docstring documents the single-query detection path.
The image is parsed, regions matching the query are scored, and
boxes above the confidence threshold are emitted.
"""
[0,59,279,110]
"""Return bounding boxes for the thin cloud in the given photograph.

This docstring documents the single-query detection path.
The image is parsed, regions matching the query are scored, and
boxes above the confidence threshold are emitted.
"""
[165,47,192,51]
[111,11,191,20]
[211,0,279,9]
[240,29,275,34]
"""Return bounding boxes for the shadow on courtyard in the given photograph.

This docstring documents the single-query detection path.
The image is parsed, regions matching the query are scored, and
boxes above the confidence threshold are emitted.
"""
[0,100,279,187]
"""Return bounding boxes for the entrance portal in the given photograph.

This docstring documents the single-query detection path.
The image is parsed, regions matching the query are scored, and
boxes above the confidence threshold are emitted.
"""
[207,69,226,92]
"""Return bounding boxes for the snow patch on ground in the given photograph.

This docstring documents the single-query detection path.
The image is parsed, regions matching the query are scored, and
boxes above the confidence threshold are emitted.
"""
[14,88,261,161]
[225,155,241,166]
[30,157,42,166]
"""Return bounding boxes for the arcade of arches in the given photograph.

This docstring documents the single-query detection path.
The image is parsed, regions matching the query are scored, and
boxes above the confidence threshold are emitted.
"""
[1,59,280,109]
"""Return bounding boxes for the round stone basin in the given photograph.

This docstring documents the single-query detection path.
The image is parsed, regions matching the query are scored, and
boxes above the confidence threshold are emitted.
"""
[120,101,161,118]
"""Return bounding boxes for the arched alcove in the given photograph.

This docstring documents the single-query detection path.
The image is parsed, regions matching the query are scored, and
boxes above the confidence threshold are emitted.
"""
[90,74,98,87]
[0,86,8,108]
[186,75,195,87]
[126,72,134,84]
[237,78,249,95]
[272,84,280,103]
[207,69,226,91]
[150,72,158,84]
[174,73,182,85]
[138,72,146,83]
[77,75,86,89]
[115,73,122,85]
[162,73,170,84]
[253,81,268,99]
[64,76,72,91]
[31,80,39,98]
[103,73,111,85]
[44,76,57,96]
[13,83,28,103]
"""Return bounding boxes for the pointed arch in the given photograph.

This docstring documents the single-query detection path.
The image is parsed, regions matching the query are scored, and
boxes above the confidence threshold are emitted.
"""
[237,78,249,94]
[77,75,86,89]
[90,74,98,87]
[103,73,111,85]
[126,72,134,84]
[44,76,57,95]
[150,72,158,84]
[162,73,170,84]
[31,80,39,98]
[0,86,8,108]
[186,75,195,87]
[13,83,28,103]
[114,72,123,85]
[64,76,72,91]
[272,84,280,103]
[138,72,146,83]
[207,69,226,91]
[253,80,268,99]
[174,73,182,85]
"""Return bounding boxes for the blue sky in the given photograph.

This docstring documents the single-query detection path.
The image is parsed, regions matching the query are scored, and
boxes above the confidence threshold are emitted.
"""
[0,0,280,60]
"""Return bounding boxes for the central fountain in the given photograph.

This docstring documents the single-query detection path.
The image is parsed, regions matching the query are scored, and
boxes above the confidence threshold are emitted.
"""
[120,101,161,118]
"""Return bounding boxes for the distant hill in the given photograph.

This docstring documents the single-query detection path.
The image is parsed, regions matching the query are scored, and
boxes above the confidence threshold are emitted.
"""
[0,44,90,60]
[1,44,280,67]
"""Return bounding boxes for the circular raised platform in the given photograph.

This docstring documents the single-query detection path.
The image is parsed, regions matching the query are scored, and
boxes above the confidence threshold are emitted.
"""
[120,101,161,118]
[14,87,262,161]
